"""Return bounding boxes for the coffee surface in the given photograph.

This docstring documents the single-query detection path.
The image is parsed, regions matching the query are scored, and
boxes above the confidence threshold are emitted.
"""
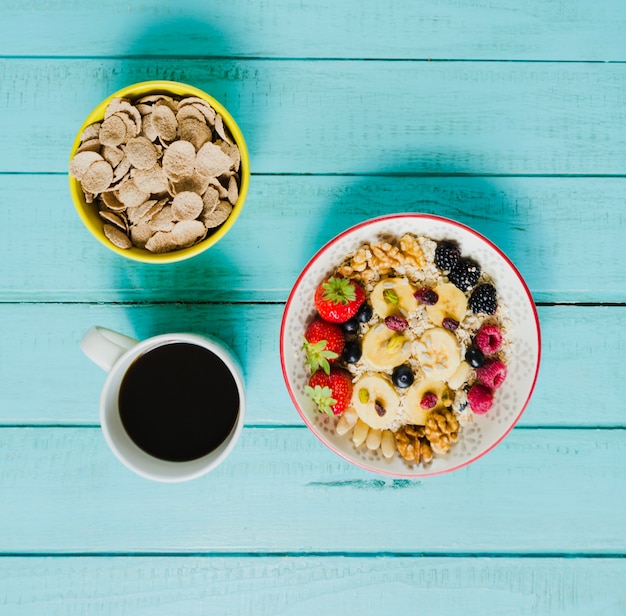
[119,342,239,462]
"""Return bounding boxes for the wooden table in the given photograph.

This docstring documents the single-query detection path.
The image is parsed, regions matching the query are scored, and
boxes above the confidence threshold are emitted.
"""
[1,2,625,613]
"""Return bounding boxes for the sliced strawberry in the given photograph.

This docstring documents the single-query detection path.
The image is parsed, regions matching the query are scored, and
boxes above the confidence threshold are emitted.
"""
[305,367,353,416]
[302,320,345,375]
[314,276,365,323]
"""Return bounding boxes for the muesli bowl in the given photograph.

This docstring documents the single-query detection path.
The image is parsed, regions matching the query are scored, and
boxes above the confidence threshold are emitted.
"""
[69,80,250,263]
[280,213,541,477]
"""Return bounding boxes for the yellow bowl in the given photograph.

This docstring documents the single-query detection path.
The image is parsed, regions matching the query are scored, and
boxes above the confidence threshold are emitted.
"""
[69,80,250,263]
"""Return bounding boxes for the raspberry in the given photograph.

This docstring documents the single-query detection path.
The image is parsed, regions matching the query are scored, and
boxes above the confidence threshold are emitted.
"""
[448,258,481,292]
[476,359,507,390]
[414,286,438,305]
[434,242,461,272]
[476,324,503,354]
[467,384,493,415]
[420,392,438,409]
[469,283,497,314]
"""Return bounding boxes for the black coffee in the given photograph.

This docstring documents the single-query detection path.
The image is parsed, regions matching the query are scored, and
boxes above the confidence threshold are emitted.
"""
[118,342,240,462]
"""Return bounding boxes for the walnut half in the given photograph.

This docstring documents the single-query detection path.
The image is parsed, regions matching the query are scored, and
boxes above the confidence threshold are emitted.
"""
[395,425,434,465]
[424,409,459,455]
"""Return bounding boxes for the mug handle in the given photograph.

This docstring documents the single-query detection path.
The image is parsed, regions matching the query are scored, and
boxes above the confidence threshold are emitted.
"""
[81,326,138,372]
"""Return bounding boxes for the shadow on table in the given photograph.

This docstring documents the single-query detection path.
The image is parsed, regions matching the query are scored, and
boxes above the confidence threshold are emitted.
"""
[306,150,546,296]
[101,12,258,366]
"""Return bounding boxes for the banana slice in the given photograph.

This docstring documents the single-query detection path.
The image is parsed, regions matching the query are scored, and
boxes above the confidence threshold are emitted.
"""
[351,373,400,430]
[447,360,473,390]
[425,282,468,326]
[362,322,412,370]
[416,327,461,382]
[404,379,452,425]
[370,277,418,319]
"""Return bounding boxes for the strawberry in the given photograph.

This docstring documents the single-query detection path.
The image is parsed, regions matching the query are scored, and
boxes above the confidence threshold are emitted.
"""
[302,319,345,375]
[305,367,353,416]
[314,276,365,323]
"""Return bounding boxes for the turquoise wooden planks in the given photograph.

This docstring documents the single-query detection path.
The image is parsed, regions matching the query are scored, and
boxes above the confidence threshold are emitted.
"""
[0,427,623,554]
[1,0,625,61]
[1,175,625,303]
[1,60,626,175]
[0,303,624,428]
[1,556,625,615]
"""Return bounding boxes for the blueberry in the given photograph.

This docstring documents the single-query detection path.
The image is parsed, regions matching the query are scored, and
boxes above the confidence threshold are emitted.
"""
[342,341,362,364]
[392,364,414,389]
[356,302,373,323]
[465,346,485,368]
[340,317,359,334]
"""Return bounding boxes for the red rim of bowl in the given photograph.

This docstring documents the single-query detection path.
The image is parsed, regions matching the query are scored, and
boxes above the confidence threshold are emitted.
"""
[279,212,542,478]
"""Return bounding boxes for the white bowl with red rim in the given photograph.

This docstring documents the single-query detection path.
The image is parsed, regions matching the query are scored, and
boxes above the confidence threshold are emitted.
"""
[280,213,541,477]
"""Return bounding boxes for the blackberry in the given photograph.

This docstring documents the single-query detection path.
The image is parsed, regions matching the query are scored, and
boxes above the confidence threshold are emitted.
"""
[448,258,481,292]
[434,241,461,272]
[468,283,498,315]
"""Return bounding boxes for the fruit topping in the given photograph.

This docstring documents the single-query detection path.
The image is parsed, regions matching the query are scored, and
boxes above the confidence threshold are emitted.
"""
[414,286,438,305]
[476,359,507,390]
[467,383,494,415]
[314,276,365,323]
[417,327,461,381]
[342,340,362,364]
[384,314,408,332]
[351,374,400,429]
[404,379,451,425]
[434,241,461,272]
[392,364,414,388]
[374,401,387,417]
[420,392,438,409]
[340,317,359,334]
[476,323,503,354]
[362,323,411,370]
[299,232,512,466]
[442,317,459,331]
[306,367,354,416]
[447,361,472,389]
[465,345,485,368]
[425,283,467,327]
[448,258,481,292]
[356,302,373,323]
[302,319,345,374]
[370,277,417,319]
[469,283,498,315]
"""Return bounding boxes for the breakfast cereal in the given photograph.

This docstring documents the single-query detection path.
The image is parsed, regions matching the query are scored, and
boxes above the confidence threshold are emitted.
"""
[69,94,242,253]
[302,233,512,466]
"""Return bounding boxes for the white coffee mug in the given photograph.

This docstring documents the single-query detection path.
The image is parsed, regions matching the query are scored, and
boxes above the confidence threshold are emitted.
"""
[81,326,246,482]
